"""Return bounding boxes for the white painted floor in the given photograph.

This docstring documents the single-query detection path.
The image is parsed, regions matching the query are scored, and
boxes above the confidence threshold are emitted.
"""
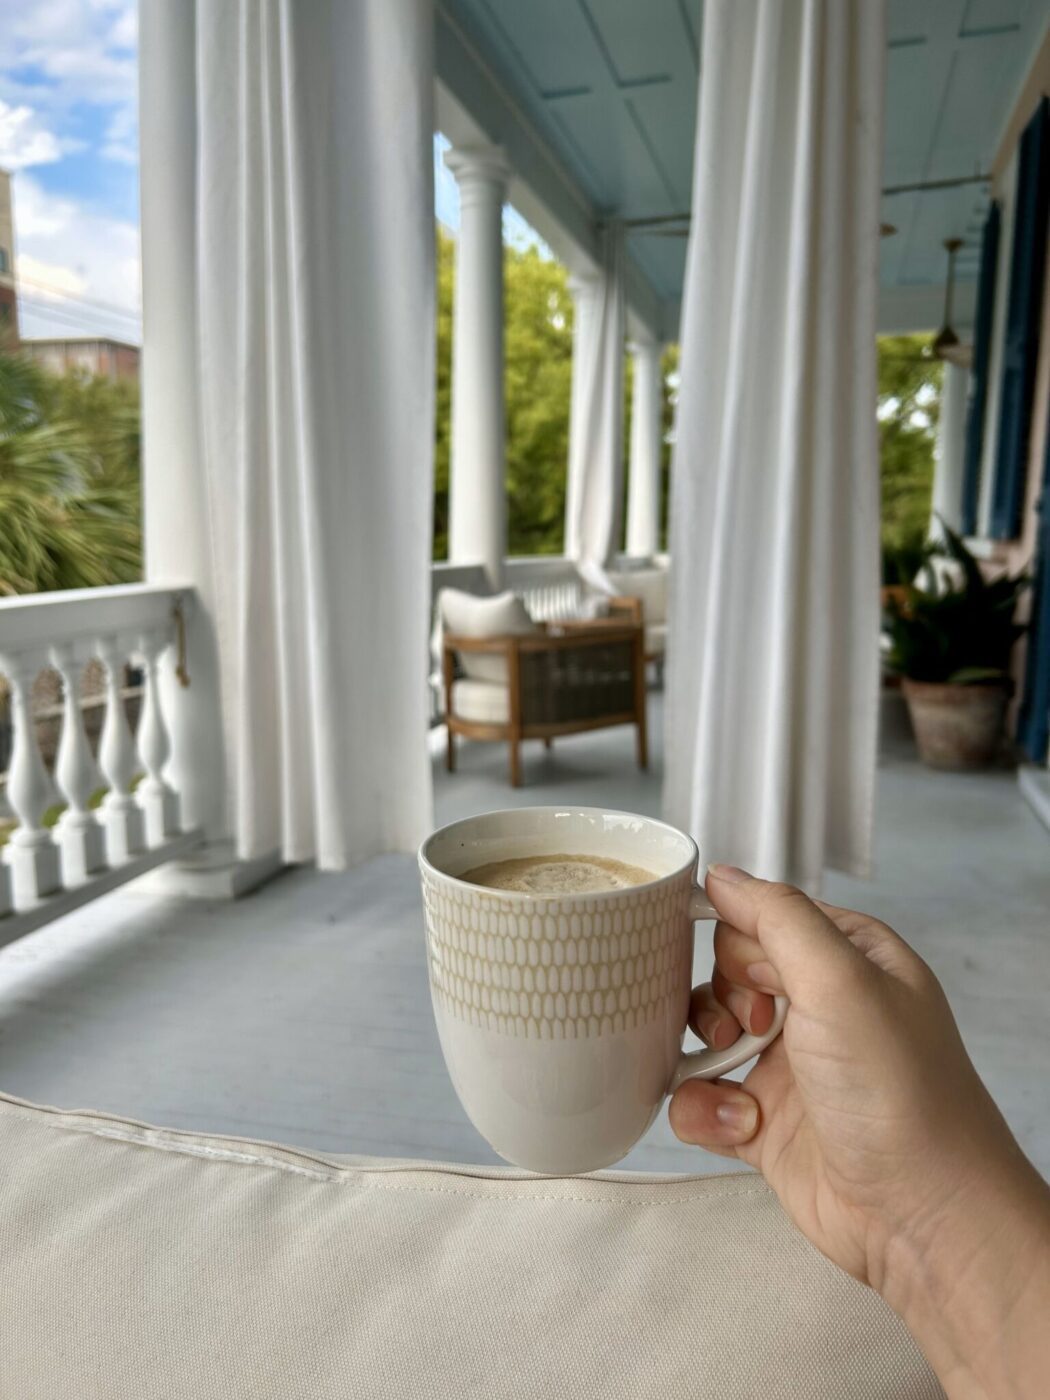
[1,695,1047,1179]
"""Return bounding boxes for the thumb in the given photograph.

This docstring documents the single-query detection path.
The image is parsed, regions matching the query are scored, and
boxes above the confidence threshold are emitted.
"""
[705,864,869,1005]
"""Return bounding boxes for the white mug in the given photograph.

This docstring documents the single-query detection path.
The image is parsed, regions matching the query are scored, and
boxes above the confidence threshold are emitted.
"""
[419,806,787,1174]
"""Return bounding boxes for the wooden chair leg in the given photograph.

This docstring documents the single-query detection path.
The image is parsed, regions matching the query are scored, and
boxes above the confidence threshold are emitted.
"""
[446,726,455,772]
[509,738,522,787]
[543,736,553,751]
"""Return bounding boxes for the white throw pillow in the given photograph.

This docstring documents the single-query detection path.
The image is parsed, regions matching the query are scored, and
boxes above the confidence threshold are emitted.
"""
[605,568,669,626]
[438,588,540,684]
[0,1092,941,1400]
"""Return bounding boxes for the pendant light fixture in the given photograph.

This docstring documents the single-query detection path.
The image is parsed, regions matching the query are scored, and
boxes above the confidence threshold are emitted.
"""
[932,238,971,367]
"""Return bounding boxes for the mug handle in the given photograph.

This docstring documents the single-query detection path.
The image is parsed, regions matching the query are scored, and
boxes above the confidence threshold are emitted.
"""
[668,887,788,1095]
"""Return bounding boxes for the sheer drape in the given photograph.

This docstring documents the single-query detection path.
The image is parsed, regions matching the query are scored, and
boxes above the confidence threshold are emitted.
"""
[565,224,626,585]
[664,0,885,888]
[141,0,435,869]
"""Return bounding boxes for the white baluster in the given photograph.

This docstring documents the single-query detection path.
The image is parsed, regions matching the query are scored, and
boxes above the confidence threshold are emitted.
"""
[135,629,179,847]
[0,651,62,904]
[97,637,145,863]
[51,644,107,885]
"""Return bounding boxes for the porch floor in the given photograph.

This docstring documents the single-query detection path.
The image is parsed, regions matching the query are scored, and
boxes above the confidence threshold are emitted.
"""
[1,696,1047,1178]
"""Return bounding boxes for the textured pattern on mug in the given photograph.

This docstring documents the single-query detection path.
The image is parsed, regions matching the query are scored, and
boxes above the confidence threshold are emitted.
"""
[421,869,693,1040]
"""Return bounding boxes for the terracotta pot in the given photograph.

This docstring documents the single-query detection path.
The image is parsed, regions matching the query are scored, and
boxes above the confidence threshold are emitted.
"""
[901,678,1008,770]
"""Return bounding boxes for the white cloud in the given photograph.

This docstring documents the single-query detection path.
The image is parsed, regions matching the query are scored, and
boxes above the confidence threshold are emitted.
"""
[101,103,137,166]
[12,174,140,342]
[0,0,138,165]
[0,99,64,169]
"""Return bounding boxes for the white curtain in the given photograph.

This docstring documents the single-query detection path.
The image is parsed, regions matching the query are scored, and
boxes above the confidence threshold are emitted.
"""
[140,0,435,870]
[564,224,626,586]
[663,0,885,889]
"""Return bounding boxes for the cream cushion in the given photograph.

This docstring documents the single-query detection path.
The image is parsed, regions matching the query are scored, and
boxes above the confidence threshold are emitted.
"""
[0,1092,941,1399]
[438,588,540,684]
[606,568,669,626]
[451,677,510,724]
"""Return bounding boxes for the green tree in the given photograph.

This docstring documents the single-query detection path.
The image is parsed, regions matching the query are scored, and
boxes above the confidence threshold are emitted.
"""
[503,243,574,555]
[878,334,942,574]
[433,229,454,559]
[435,225,681,560]
[0,354,141,595]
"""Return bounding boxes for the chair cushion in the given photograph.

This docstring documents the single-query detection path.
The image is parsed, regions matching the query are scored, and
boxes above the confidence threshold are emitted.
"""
[645,622,668,656]
[0,1093,940,1400]
[451,677,510,725]
[438,588,540,684]
[605,568,668,626]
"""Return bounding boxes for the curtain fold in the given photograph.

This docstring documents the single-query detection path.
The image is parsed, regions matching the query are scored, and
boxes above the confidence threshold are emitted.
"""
[663,0,885,889]
[564,224,626,585]
[142,0,435,869]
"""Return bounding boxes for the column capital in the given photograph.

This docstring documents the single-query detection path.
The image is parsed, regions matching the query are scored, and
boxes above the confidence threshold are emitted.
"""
[444,144,510,196]
[627,336,662,359]
[566,271,602,302]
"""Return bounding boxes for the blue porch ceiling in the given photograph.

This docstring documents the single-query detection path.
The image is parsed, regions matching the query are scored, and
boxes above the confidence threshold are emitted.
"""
[439,0,1050,313]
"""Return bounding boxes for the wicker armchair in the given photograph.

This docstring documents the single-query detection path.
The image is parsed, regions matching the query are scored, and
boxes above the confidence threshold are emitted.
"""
[442,623,647,787]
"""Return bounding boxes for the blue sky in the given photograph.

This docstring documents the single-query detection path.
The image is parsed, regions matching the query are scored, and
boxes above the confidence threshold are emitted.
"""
[0,3,545,345]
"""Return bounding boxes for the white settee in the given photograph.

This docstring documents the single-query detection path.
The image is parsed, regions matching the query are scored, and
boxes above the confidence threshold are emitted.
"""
[0,1090,941,1398]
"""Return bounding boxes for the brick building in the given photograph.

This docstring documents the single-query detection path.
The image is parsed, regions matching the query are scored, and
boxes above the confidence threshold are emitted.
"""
[21,336,141,381]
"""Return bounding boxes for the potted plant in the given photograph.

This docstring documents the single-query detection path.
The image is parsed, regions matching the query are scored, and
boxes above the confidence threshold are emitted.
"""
[884,524,1028,770]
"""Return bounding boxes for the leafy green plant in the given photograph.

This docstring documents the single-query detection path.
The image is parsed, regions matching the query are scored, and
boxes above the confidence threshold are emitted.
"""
[881,534,931,587]
[884,523,1028,685]
[0,354,141,595]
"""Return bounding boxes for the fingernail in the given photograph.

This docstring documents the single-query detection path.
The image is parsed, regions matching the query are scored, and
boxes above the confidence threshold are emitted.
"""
[715,1098,759,1137]
[707,863,751,884]
[747,960,780,992]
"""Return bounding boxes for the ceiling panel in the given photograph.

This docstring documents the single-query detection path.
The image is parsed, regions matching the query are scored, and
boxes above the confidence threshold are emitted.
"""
[480,0,600,96]
[582,0,696,80]
[442,0,1050,310]
[887,0,933,46]
[961,0,1023,34]
[550,91,674,214]
[935,33,1027,159]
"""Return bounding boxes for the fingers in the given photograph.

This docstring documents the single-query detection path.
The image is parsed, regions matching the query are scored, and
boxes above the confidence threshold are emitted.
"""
[712,923,778,1028]
[689,982,741,1048]
[705,864,868,1004]
[668,1078,761,1153]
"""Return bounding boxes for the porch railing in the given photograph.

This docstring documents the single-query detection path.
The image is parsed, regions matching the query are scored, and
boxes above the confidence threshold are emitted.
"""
[0,584,202,944]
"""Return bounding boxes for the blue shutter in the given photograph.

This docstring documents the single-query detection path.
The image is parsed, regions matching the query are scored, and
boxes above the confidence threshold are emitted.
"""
[990,98,1050,540]
[1018,402,1050,762]
[960,202,1000,536]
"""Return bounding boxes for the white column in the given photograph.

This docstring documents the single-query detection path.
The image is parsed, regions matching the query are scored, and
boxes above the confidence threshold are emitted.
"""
[930,361,970,540]
[626,338,663,558]
[446,145,509,590]
[565,274,601,560]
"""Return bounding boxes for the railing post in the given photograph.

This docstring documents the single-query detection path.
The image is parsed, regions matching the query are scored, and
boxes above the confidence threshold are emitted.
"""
[0,651,62,903]
[51,643,107,885]
[136,629,179,847]
[97,636,145,864]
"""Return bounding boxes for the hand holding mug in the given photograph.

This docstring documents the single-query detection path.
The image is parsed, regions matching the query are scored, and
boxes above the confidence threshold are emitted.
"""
[670,866,1050,1397]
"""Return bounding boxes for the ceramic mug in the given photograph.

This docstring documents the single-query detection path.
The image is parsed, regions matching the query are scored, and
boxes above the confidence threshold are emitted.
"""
[419,806,788,1174]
